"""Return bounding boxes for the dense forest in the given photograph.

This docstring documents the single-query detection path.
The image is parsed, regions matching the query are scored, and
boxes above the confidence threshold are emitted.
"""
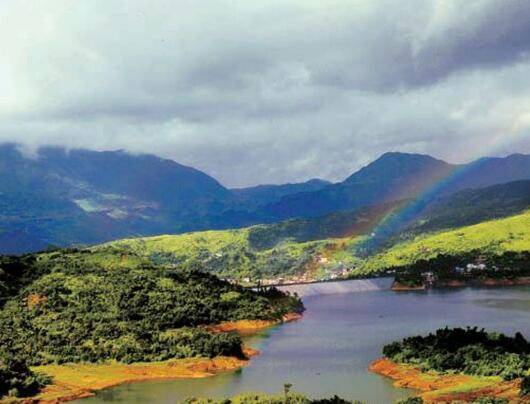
[0,249,303,399]
[383,327,530,384]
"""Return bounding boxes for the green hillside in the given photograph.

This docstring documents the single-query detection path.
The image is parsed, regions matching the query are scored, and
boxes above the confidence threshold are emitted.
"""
[398,180,530,239]
[361,209,530,273]
[0,247,302,399]
[102,209,530,282]
[103,228,362,282]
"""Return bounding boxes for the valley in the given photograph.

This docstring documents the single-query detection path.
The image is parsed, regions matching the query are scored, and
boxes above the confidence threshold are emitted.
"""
[1,147,530,403]
[5,2,530,401]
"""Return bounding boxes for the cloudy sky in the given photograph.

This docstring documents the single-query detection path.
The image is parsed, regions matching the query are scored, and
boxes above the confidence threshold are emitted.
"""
[1,0,530,187]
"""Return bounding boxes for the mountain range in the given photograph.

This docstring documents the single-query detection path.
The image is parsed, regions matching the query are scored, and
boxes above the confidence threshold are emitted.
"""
[1,143,529,254]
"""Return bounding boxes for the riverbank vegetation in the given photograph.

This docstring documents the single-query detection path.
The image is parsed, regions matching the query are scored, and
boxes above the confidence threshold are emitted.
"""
[383,327,530,381]
[0,350,50,399]
[375,327,530,402]
[391,250,530,289]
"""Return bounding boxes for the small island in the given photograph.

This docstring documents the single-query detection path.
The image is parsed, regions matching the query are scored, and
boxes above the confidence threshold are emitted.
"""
[371,327,530,402]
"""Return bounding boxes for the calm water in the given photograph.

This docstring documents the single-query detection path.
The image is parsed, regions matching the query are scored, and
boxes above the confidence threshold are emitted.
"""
[77,283,530,404]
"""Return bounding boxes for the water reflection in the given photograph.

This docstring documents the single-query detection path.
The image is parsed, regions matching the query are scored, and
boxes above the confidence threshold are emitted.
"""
[77,285,530,404]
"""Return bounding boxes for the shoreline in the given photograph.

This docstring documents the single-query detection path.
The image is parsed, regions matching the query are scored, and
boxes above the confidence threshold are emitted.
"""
[23,313,302,403]
[392,276,530,291]
[259,275,393,289]
[28,352,257,404]
[204,312,303,334]
[390,282,426,291]
[369,358,522,403]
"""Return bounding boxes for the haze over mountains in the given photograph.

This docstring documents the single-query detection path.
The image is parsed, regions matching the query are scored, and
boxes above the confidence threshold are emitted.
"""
[1,143,530,254]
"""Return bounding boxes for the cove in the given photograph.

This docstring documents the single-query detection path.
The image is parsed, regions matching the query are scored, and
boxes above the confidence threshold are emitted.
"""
[76,281,530,403]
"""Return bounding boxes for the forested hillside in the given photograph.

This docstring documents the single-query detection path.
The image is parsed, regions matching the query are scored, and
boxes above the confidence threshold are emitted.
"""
[402,180,530,236]
[104,229,361,281]
[0,248,302,399]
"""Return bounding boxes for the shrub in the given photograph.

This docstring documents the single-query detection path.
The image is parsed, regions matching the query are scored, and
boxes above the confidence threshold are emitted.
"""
[520,376,530,396]
[0,351,50,398]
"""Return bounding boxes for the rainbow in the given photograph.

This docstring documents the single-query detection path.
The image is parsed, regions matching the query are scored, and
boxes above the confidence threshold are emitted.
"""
[355,149,518,254]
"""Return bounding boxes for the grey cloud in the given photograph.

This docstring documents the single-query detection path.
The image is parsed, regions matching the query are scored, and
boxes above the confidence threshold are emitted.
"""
[0,0,530,187]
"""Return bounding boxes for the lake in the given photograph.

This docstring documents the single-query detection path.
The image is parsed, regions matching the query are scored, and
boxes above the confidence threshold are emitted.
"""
[77,281,530,403]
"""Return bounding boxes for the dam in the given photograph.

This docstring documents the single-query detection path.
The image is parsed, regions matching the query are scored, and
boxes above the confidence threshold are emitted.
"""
[277,277,394,297]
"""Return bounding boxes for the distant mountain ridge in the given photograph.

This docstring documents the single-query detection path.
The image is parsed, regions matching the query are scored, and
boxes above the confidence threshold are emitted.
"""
[231,178,330,209]
[404,179,530,235]
[259,152,456,220]
[0,143,529,254]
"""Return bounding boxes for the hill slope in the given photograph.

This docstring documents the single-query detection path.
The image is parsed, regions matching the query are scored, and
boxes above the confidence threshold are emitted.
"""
[104,207,530,282]
[361,210,530,274]
[2,145,530,255]
[0,247,302,399]
[403,179,530,235]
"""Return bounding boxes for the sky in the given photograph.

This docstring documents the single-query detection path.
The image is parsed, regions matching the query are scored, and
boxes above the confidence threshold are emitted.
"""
[1,0,530,187]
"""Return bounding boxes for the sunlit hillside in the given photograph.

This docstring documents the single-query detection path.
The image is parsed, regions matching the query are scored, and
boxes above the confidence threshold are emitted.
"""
[361,210,530,273]
[103,228,362,282]
[102,210,530,282]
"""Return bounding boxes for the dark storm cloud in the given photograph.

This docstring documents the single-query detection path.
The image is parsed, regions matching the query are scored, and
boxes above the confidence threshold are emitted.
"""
[410,1,530,86]
[1,0,530,186]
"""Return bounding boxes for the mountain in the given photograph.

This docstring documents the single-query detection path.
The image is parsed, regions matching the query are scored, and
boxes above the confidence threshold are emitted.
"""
[231,179,330,209]
[0,145,331,254]
[405,180,530,235]
[244,152,530,223]
[443,153,530,193]
[1,144,530,255]
[0,144,231,253]
[250,152,456,220]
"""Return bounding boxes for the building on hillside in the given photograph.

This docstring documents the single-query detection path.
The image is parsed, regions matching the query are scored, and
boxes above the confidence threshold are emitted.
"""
[422,271,437,287]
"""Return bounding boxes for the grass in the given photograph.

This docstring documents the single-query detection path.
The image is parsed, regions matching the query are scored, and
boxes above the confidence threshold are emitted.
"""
[31,356,249,402]
[109,228,251,258]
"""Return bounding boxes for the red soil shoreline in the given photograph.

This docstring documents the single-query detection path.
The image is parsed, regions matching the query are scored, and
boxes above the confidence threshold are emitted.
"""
[369,358,525,403]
